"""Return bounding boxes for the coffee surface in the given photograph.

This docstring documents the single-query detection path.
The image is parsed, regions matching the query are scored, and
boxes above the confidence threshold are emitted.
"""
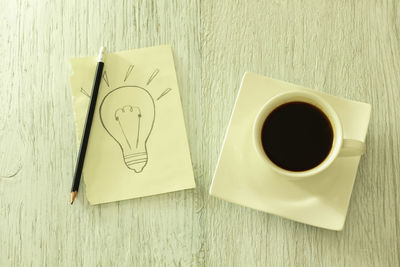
[261,102,333,171]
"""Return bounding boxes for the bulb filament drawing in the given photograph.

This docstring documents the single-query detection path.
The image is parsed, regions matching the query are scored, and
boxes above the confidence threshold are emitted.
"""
[114,105,142,149]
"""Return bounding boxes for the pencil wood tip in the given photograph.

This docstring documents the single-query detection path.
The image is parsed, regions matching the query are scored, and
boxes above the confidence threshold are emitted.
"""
[70,191,78,205]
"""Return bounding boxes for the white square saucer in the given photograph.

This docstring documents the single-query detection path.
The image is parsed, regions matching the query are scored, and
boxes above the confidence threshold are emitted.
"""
[209,72,371,230]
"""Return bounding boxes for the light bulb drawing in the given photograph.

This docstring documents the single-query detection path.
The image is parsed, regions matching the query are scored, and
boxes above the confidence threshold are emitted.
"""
[80,66,174,173]
[99,86,155,173]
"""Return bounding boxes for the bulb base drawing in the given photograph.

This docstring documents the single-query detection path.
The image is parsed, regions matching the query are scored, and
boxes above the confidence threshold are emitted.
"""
[124,152,148,173]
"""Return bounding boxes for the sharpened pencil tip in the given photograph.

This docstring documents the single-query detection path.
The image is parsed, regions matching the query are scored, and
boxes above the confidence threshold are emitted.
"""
[70,191,78,205]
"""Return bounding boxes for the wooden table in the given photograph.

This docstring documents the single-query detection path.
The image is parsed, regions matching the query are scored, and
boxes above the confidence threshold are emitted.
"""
[1,1,399,266]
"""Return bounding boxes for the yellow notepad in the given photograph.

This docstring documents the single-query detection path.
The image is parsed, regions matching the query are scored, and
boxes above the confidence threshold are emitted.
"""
[70,45,196,205]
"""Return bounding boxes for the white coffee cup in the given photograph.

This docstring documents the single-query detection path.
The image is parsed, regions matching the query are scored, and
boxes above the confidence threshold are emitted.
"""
[253,91,366,180]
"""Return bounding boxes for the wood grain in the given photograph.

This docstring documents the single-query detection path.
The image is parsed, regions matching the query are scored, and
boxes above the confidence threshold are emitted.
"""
[0,0,398,266]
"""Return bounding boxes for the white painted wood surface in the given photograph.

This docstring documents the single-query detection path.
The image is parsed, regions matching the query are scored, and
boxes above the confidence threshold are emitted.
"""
[0,0,399,266]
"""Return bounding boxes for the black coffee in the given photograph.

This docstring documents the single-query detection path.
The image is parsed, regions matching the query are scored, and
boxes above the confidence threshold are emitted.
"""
[261,102,333,172]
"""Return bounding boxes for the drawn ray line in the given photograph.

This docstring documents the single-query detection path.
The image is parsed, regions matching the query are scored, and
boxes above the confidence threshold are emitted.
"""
[146,68,160,85]
[102,71,110,87]
[80,88,90,98]
[156,88,172,101]
[124,65,135,82]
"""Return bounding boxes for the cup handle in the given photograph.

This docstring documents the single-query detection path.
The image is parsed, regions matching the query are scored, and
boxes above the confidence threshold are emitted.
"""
[339,139,366,157]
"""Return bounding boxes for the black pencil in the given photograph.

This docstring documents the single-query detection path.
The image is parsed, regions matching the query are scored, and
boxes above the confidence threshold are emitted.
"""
[70,47,106,204]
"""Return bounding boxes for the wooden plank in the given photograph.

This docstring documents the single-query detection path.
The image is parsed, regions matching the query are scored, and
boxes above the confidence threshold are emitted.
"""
[0,0,399,266]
